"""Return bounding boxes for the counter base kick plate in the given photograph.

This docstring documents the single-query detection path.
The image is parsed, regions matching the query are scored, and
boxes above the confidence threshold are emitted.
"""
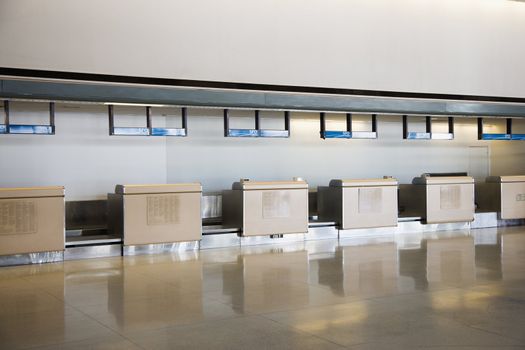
[0,251,63,267]
[1,213,524,265]
[123,241,199,256]
[64,245,122,261]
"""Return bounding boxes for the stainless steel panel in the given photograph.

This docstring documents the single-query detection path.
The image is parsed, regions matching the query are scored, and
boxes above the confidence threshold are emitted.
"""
[202,225,240,235]
[0,251,63,266]
[65,235,122,246]
[471,212,498,229]
[240,233,305,246]
[123,242,199,256]
[199,233,241,250]
[496,218,525,227]
[305,226,338,241]
[64,245,122,260]
[202,194,222,219]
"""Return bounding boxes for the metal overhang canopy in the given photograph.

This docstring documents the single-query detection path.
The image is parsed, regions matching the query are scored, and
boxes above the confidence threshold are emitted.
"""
[2,77,525,118]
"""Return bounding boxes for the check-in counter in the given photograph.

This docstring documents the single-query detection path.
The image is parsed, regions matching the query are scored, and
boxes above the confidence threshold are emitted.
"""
[400,175,474,224]
[318,178,398,229]
[108,183,202,246]
[222,179,309,236]
[0,186,65,256]
[476,176,525,219]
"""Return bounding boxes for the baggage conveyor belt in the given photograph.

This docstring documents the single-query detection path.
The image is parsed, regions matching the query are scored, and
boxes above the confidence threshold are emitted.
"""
[65,219,340,246]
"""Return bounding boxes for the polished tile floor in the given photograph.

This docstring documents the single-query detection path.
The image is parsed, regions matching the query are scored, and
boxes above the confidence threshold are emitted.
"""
[1,226,525,349]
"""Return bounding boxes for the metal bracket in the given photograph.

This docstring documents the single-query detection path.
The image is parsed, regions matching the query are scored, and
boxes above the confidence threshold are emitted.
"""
[108,105,187,136]
[402,115,454,140]
[1,100,55,135]
[223,109,290,137]
[320,112,377,139]
[477,118,524,140]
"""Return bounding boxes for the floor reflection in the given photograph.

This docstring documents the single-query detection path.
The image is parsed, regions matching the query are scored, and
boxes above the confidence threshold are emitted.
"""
[501,231,525,281]
[340,243,398,295]
[222,250,310,313]
[107,256,204,329]
[426,236,476,285]
[1,227,525,349]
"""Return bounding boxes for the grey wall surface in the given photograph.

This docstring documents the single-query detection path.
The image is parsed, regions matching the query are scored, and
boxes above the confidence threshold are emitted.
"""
[0,103,167,200]
[1,103,524,199]
[1,0,525,97]
[166,109,525,192]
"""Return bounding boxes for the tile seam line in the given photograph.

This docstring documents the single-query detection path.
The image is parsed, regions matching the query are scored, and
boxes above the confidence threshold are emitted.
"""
[466,323,524,344]
[57,298,148,350]
[101,312,247,339]
[415,311,523,345]
[255,313,349,348]
[21,335,146,350]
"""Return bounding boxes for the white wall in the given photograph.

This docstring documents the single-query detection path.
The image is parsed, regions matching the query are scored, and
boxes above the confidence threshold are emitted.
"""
[0,103,167,200]
[0,103,524,199]
[166,109,525,192]
[1,0,525,97]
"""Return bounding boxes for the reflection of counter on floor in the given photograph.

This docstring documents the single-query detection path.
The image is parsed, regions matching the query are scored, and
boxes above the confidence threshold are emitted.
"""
[316,254,344,296]
[474,229,501,281]
[425,236,475,284]
[108,258,203,329]
[339,243,398,295]
[0,262,66,349]
[223,250,309,313]
[501,232,525,281]
[398,247,428,291]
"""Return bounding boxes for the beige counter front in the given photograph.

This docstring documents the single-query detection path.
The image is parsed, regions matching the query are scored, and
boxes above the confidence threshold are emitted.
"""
[0,186,65,256]
[400,175,475,224]
[109,183,202,246]
[476,176,525,220]
[222,179,309,237]
[318,178,398,229]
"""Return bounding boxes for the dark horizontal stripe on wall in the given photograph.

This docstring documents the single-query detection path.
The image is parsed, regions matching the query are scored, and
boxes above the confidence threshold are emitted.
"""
[1,67,525,105]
